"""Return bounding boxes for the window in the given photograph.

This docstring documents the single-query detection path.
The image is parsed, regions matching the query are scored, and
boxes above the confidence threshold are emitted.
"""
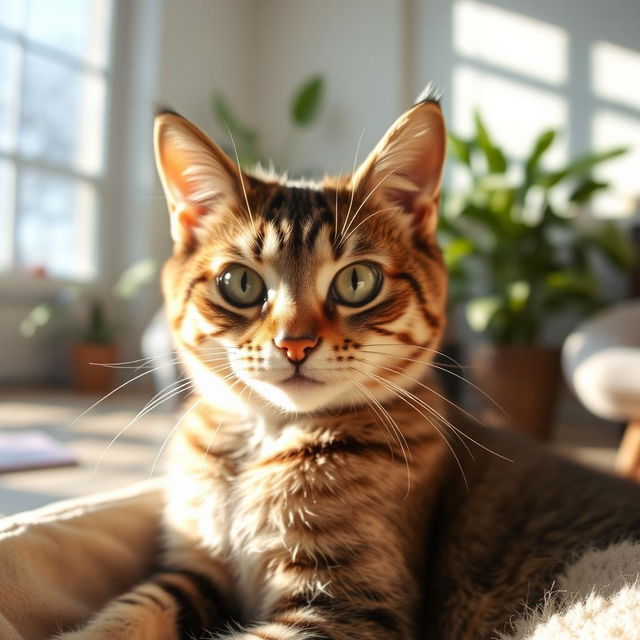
[0,0,113,282]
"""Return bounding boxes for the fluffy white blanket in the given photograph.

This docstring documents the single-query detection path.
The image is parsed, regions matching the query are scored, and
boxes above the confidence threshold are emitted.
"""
[1,482,639,640]
[498,540,640,640]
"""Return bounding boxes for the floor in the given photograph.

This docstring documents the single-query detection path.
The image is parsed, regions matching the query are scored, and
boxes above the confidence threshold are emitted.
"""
[0,387,622,517]
[0,388,175,516]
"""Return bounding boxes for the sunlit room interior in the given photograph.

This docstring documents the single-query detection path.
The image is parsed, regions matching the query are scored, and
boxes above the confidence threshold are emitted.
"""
[0,0,639,518]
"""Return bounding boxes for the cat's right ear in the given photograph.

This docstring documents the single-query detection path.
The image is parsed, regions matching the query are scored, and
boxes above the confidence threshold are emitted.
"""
[154,110,244,246]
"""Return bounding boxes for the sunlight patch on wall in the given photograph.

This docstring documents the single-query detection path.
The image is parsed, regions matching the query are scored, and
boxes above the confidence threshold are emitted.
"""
[591,109,640,218]
[453,65,568,166]
[453,0,568,85]
[592,41,640,111]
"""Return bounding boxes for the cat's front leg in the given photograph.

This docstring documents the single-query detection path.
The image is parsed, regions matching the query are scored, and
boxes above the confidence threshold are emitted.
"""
[52,568,232,640]
[220,584,415,640]
[220,600,411,640]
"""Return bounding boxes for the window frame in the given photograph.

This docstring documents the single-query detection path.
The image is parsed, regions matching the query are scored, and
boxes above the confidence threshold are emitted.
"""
[0,0,117,294]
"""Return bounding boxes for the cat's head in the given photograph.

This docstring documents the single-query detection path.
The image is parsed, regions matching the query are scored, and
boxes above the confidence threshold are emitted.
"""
[154,95,447,415]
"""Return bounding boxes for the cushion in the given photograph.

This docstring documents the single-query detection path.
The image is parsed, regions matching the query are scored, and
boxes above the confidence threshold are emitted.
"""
[563,300,640,422]
[0,480,164,640]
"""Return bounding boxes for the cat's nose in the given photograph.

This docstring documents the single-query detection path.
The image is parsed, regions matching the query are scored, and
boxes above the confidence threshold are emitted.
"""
[274,335,319,364]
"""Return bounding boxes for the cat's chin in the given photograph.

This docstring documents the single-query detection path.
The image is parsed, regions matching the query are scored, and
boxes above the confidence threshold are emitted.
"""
[242,377,351,414]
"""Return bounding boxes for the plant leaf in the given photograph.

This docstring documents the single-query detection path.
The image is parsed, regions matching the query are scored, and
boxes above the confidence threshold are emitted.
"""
[474,111,507,173]
[568,178,609,204]
[291,75,325,126]
[466,295,503,333]
[507,281,531,311]
[539,147,628,187]
[113,258,158,300]
[442,237,476,268]
[525,129,556,183]
[448,133,472,166]
[583,222,636,270]
[213,95,258,143]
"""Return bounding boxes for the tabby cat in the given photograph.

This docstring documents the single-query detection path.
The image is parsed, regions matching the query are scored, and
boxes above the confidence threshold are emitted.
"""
[55,92,640,640]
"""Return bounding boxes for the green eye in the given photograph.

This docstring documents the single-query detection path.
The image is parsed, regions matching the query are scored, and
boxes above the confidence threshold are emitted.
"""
[332,263,382,307]
[218,265,266,308]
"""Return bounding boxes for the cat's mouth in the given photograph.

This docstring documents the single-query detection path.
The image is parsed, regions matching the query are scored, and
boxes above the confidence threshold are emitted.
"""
[279,372,324,387]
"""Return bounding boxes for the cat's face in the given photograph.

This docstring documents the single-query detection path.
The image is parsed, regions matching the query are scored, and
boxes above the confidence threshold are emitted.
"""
[155,99,447,414]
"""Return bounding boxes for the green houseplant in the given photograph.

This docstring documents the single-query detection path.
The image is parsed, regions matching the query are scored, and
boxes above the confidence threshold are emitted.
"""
[440,112,634,437]
[213,74,326,169]
[20,259,158,392]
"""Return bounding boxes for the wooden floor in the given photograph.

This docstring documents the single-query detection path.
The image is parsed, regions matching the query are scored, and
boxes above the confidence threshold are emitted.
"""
[0,387,622,517]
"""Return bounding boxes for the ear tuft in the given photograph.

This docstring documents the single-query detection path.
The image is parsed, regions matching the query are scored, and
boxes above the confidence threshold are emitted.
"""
[154,103,183,118]
[414,82,443,107]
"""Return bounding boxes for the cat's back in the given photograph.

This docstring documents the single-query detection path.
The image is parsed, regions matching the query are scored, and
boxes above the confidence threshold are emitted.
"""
[424,420,640,639]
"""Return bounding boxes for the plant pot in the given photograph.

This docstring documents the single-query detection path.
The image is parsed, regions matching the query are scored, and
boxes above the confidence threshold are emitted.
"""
[71,342,119,393]
[469,344,561,440]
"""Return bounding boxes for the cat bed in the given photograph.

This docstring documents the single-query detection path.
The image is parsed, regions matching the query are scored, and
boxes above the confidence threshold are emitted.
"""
[1,482,639,640]
[0,481,164,640]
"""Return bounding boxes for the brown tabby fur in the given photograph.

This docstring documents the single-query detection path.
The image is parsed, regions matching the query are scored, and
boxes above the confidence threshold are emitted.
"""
[54,96,640,640]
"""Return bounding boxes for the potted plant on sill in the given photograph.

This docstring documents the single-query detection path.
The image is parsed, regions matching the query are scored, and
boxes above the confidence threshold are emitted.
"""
[69,299,118,393]
[20,259,158,393]
[440,112,634,439]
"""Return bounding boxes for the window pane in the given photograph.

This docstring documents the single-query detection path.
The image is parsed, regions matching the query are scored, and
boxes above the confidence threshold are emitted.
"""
[24,0,112,66]
[0,38,21,152]
[0,0,25,31]
[0,160,16,271]
[16,168,96,280]
[19,50,106,174]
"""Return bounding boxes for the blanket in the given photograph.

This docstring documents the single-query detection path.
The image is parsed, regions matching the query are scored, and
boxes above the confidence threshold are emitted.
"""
[1,482,639,640]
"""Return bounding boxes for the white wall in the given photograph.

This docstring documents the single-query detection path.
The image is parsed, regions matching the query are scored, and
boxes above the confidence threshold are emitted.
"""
[416,0,640,215]
[250,0,406,176]
[2,0,638,383]
[111,0,257,363]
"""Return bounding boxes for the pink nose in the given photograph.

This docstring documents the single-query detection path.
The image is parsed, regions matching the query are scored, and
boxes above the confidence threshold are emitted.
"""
[274,336,319,363]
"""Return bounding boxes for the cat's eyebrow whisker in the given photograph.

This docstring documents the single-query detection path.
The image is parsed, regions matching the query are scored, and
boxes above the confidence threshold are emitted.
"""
[354,366,469,490]
[333,177,340,244]
[339,126,367,240]
[225,125,257,235]
[339,206,397,247]
[339,165,404,246]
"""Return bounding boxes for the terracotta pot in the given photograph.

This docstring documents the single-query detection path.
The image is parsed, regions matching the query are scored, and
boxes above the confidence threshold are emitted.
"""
[71,342,119,393]
[469,344,561,440]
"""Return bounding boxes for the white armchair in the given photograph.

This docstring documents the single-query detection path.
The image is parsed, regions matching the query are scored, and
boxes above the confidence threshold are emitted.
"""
[562,299,640,480]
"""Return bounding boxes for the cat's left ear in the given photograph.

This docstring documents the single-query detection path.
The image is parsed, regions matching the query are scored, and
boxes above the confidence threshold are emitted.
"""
[351,98,446,233]
[154,110,246,247]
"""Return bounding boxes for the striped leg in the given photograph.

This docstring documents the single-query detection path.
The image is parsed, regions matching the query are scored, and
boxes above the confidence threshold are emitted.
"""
[53,569,232,640]
[219,593,412,640]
